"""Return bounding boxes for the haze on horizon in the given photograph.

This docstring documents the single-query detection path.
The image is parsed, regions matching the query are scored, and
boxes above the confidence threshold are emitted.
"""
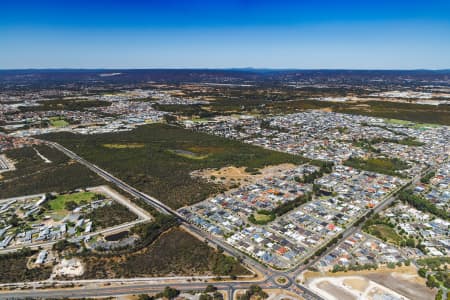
[1,0,450,70]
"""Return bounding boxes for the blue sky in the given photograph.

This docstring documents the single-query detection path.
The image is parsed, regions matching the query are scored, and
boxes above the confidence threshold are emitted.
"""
[1,0,450,69]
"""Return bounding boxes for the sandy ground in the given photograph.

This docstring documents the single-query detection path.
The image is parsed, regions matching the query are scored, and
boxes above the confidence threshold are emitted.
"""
[316,280,357,300]
[33,147,52,163]
[302,265,420,281]
[265,289,304,300]
[53,258,84,277]
[310,276,410,300]
[193,163,297,189]
[343,277,369,293]
[302,266,435,300]
[365,272,433,300]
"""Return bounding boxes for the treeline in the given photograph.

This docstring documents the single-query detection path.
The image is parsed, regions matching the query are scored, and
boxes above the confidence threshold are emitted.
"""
[249,193,313,225]
[210,248,246,276]
[362,213,416,247]
[398,189,449,220]
[417,257,450,290]
[421,171,436,184]
[332,262,380,273]
[237,285,268,300]
[272,193,312,216]
[352,137,424,154]
[155,287,180,300]
[248,210,275,225]
[304,233,344,265]
[130,213,179,249]
[19,99,111,112]
[367,137,424,147]
[154,104,218,118]
[344,157,409,177]
[296,162,334,184]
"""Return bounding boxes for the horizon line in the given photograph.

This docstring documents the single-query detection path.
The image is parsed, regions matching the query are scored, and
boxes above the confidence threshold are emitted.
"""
[1,67,450,72]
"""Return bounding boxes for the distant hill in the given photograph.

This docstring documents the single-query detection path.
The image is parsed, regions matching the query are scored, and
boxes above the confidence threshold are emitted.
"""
[0,69,449,88]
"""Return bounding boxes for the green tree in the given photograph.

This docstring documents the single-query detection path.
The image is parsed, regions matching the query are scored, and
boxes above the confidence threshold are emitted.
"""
[205,285,217,293]
[418,268,427,278]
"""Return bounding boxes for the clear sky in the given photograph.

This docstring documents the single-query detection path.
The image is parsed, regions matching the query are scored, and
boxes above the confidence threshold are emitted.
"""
[1,0,450,69]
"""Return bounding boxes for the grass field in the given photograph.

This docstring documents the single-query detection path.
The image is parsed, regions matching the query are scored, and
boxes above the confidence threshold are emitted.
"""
[249,210,276,225]
[103,143,145,149]
[48,191,97,211]
[386,119,440,129]
[386,119,413,125]
[366,224,403,245]
[254,213,273,222]
[411,123,441,130]
[49,117,69,128]
[42,124,307,209]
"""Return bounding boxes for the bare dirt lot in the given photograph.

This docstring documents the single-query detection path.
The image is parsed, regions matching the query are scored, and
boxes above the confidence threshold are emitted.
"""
[192,163,296,189]
[365,272,433,300]
[343,277,369,293]
[316,280,357,300]
[303,266,435,300]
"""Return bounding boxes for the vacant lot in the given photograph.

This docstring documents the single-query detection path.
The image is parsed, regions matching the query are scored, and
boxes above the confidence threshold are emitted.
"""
[194,163,296,189]
[365,271,434,300]
[365,224,403,245]
[42,124,307,209]
[79,228,250,279]
[305,266,434,300]
[0,145,106,198]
